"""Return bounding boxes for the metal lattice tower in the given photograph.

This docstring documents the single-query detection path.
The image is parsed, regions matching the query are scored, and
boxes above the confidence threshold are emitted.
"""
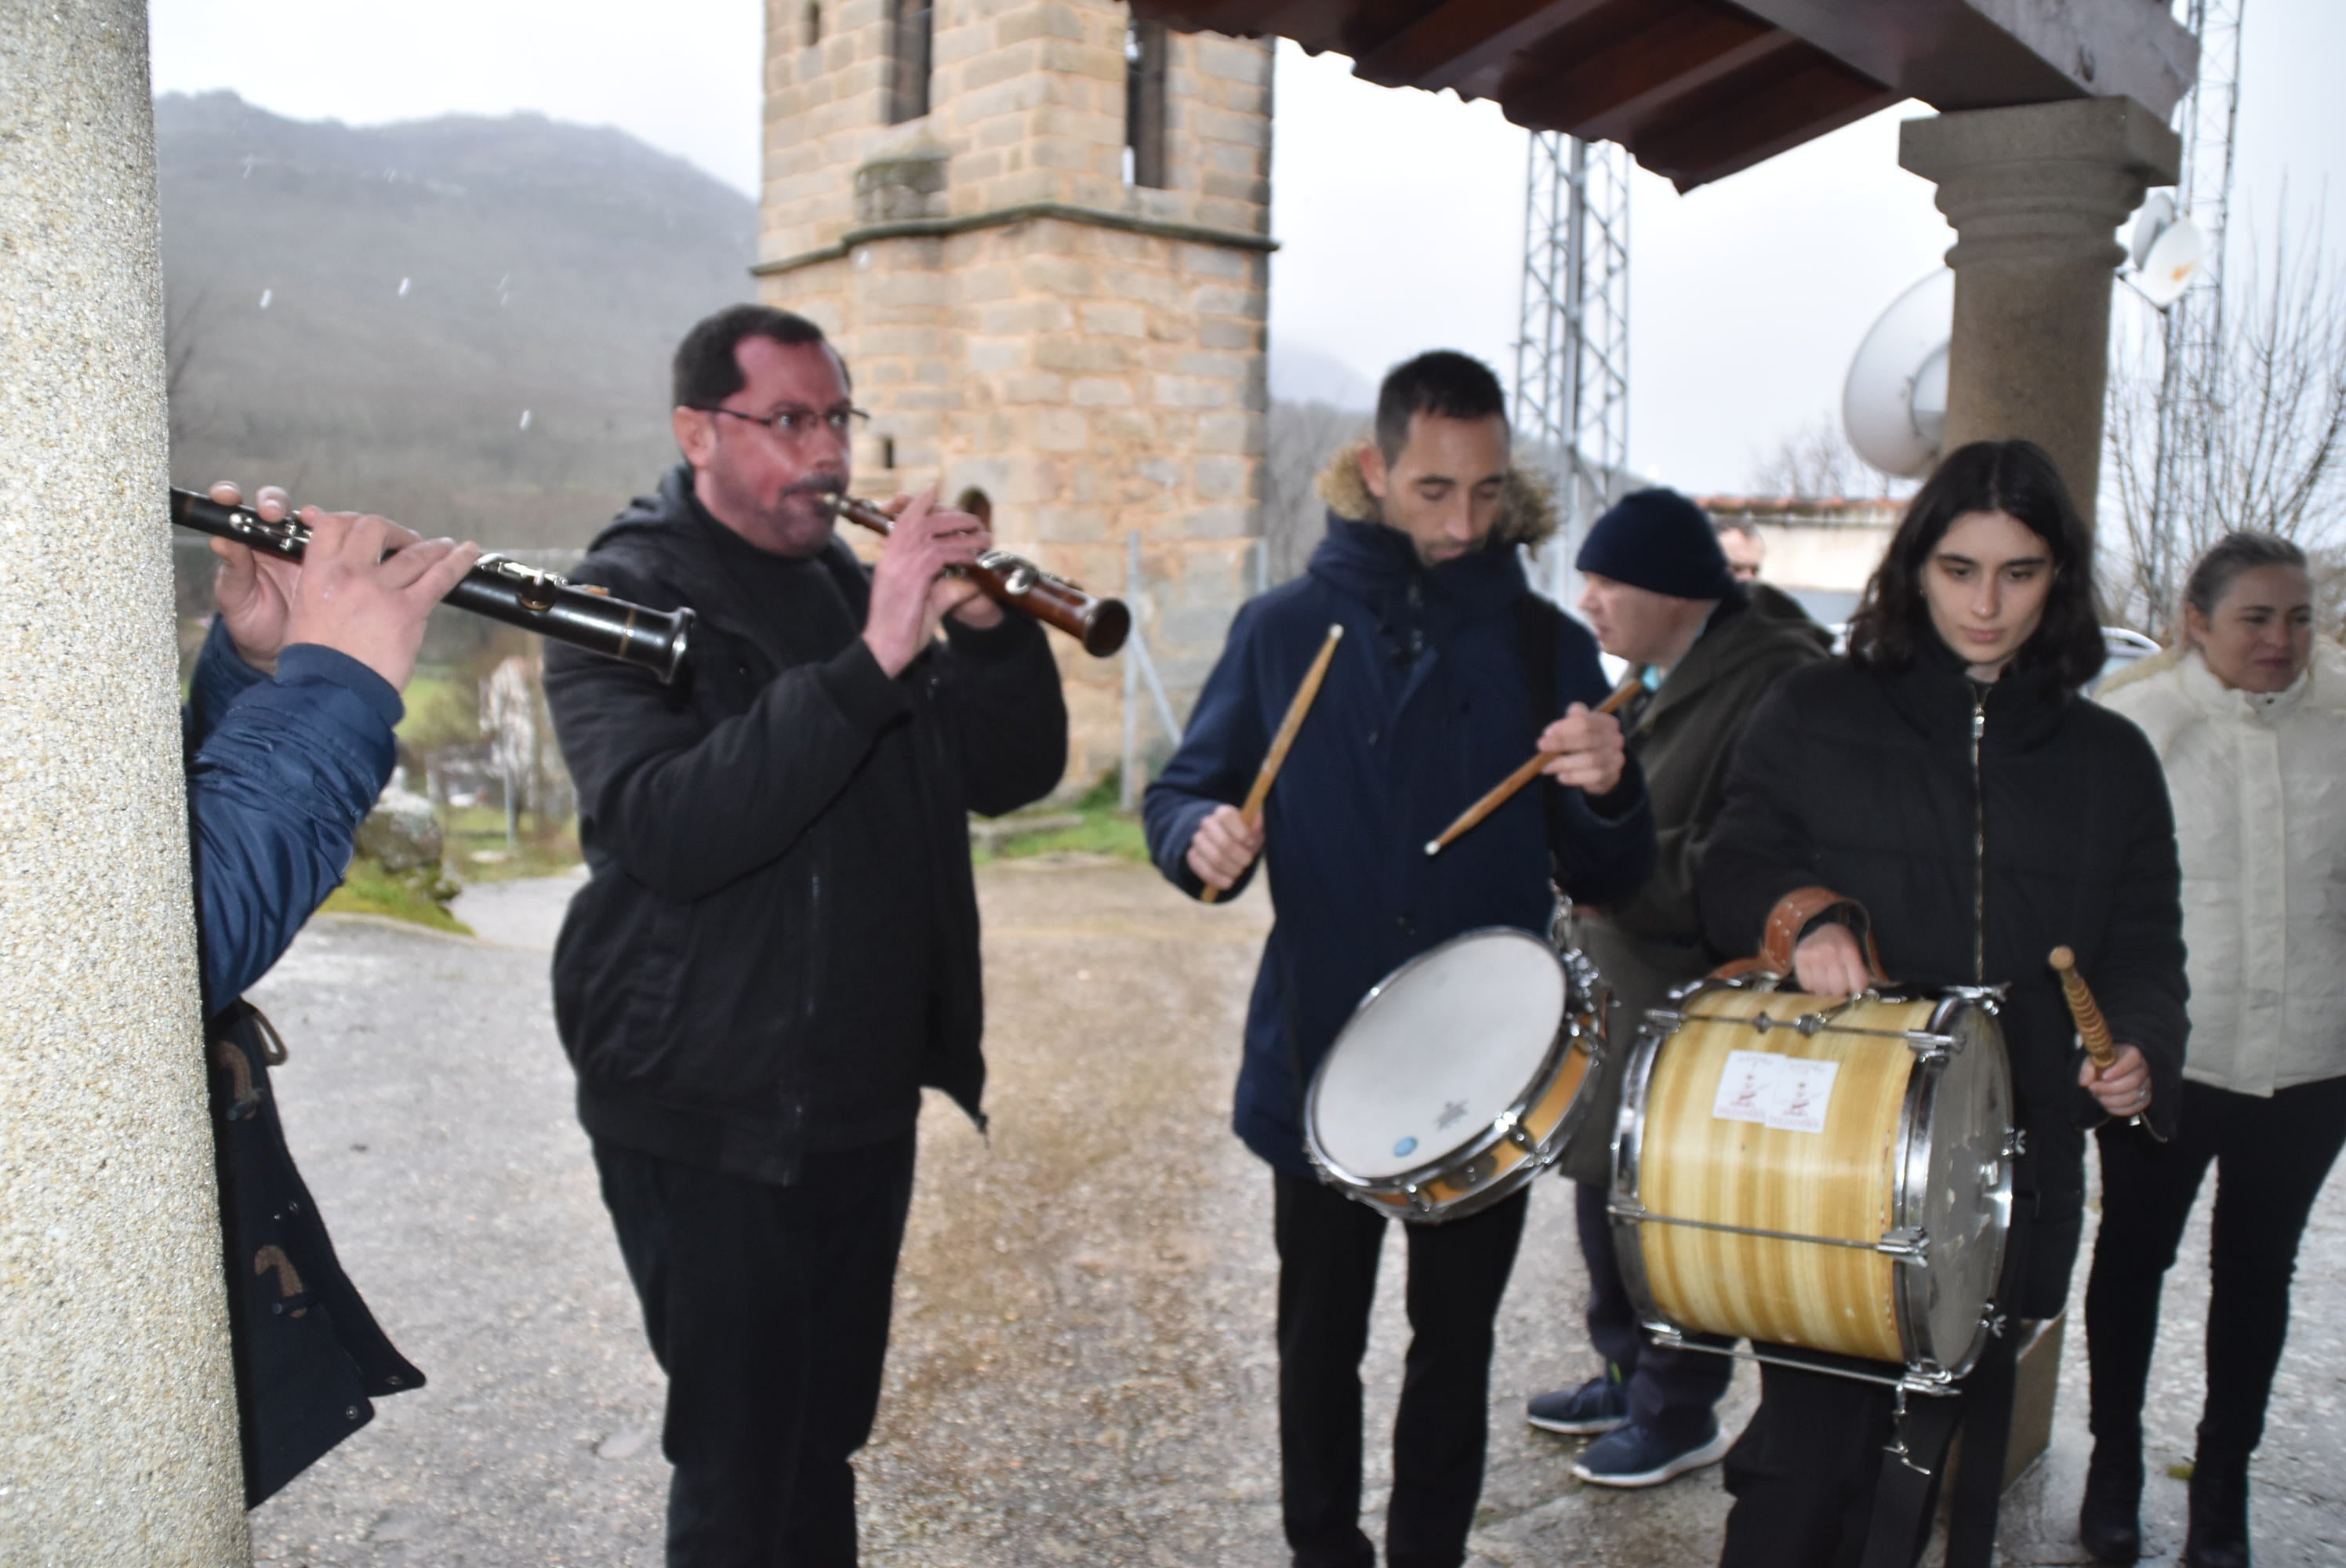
[2144,0,2245,630]
[1514,132,1631,603]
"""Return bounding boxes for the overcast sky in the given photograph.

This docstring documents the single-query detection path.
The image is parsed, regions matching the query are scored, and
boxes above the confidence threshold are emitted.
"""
[149,0,2346,494]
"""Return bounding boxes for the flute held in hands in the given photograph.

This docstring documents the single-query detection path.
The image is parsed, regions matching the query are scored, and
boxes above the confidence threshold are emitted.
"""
[171,488,695,684]
[818,492,1131,657]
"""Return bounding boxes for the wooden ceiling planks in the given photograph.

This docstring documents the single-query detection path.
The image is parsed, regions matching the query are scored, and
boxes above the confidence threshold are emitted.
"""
[1127,0,2191,191]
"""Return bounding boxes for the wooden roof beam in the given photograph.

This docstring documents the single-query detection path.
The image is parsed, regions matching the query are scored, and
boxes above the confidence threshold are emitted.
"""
[1499,9,1807,145]
[1349,0,1612,97]
[1624,59,1898,190]
[1730,0,2195,118]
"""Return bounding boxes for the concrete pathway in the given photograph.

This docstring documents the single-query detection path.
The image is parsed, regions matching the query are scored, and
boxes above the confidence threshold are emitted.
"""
[246,862,2344,1566]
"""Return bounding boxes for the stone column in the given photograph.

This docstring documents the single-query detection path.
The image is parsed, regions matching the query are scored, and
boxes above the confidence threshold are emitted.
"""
[1901,98,2180,526]
[0,4,250,1563]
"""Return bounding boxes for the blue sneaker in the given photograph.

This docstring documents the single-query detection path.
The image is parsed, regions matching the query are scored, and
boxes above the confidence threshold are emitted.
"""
[1525,1370,1629,1436]
[1571,1420,1733,1488]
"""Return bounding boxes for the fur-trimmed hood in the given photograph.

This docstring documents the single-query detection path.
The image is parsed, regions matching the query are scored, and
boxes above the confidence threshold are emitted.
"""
[1314,437,1560,547]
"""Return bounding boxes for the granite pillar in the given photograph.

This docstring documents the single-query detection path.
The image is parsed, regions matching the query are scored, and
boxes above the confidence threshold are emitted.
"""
[1901,98,2181,527]
[0,2,250,1562]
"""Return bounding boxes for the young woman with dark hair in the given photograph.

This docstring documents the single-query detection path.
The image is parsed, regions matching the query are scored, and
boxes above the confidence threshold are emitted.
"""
[1695,439,2190,1567]
[2081,532,2346,1568]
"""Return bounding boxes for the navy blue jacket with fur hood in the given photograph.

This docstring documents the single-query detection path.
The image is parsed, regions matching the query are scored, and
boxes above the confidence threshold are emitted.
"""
[1144,456,1654,1175]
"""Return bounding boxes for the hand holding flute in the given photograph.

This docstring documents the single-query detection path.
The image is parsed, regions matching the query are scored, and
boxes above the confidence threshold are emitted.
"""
[203,482,481,693]
[856,486,1008,677]
[823,489,1131,657]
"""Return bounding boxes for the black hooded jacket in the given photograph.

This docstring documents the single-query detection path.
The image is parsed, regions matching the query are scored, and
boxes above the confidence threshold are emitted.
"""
[542,466,1067,1182]
[1700,639,2188,1313]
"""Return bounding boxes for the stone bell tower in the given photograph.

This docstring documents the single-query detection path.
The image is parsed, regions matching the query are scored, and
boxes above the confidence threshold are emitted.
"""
[756,0,1274,780]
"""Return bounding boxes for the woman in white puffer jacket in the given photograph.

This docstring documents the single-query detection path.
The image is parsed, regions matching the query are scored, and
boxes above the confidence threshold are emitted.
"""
[2079,532,2346,1568]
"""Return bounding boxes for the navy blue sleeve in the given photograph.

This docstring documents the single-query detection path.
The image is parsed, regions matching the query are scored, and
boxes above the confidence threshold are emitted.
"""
[187,640,401,1014]
[1142,601,1271,902]
[1541,619,1654,903]
[184,617,270,749]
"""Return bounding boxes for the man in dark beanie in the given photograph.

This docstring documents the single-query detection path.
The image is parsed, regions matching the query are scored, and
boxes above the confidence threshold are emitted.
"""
[1523,486,1831,1487]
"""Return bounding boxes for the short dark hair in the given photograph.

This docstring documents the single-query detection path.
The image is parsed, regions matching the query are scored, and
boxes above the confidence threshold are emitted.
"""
[1846,439,2107,691]
[671,304,844,409]
[2184,532,2308,622]
[1375,350,1507,461]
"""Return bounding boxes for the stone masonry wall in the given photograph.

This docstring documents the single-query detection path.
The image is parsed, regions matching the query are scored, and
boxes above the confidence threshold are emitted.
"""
[758,0,1274,786]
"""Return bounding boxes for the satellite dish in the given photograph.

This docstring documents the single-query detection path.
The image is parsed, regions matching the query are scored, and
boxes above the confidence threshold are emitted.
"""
[1843,268,1955,480]
[2135,217,2206,308]
[2130,194,2176,269]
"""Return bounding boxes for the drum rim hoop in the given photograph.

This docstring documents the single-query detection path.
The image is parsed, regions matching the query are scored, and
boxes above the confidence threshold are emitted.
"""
[1303,925,1583,1196]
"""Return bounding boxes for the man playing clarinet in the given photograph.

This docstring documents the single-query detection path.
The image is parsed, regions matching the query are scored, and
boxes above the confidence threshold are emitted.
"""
[542,304,1067,1566]
[1142,350,1654,1568]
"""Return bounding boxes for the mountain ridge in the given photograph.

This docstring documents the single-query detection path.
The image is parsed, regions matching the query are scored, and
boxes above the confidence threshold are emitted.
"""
[160,90,757,549]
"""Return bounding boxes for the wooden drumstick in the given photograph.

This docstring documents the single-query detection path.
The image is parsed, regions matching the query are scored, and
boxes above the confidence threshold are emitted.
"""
[2049,946,2119,1069]
[1422,670,1644,858]
[1203,623,1344,905]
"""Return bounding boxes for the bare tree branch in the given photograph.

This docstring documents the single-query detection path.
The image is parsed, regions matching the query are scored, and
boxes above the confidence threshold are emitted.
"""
[1747,414,1916,502]
[1262,399,1368,585]
[2105,202,2346,635]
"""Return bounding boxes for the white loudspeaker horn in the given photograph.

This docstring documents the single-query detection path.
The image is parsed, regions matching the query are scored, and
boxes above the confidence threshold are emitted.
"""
[1843,268,1955,480]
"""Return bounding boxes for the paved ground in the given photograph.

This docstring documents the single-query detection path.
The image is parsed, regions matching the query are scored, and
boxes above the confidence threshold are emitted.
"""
[243,860,2346,1566]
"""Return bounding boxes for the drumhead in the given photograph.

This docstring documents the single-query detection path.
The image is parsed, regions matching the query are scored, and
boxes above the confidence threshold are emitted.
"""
[1910,1001,2014,1370]
[1310,929,1567,1181]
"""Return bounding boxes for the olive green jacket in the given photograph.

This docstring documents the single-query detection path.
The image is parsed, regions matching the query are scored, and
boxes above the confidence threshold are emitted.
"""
[1560,583,1831,1184]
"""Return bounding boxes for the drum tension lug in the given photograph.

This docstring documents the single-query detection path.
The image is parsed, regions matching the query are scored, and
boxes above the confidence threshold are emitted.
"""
[2003,1128,2027,1158]
[1401,1183,1434,1218]
[1493,1111,1538,1152]
[1877,1226,1929,1264]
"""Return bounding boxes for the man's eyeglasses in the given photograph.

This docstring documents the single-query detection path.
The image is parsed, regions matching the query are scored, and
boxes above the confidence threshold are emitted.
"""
[695,405,870,440]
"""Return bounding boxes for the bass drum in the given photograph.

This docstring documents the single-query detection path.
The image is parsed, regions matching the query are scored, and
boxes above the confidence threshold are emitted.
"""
[1306,928,1603,1223]
[1610,978,2015,1389]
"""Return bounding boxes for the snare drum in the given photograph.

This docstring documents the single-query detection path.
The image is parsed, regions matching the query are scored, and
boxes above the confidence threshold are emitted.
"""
[1305,928,1603,1223]
[1610,978,2016,1390]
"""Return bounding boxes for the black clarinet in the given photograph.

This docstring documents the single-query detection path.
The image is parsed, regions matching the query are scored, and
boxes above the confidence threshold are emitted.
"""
[170,488,694,684]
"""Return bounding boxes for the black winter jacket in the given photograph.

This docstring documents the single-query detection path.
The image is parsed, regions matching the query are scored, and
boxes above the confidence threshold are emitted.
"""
[1701,641,2188,1314]
[543,467,1067,1183]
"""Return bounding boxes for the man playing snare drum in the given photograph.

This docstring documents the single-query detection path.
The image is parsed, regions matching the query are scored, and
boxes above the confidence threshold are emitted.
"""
[1143,350,1654,1568]
[1522,491,1829,1488]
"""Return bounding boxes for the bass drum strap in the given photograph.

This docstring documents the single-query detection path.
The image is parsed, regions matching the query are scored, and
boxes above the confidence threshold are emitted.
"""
[1858,1210,2032,1568]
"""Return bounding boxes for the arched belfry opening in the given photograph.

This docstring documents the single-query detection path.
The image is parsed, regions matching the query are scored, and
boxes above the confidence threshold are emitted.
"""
[756,1,1273,781]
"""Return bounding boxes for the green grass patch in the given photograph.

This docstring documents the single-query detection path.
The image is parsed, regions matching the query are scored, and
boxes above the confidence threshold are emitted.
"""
[973,768,1149,865]
[323,861,474,935]
[441,804,583,883]
[986,811,1149,863]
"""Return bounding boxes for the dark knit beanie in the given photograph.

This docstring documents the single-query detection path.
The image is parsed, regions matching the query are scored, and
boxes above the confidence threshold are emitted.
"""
[1574,488,1740,601]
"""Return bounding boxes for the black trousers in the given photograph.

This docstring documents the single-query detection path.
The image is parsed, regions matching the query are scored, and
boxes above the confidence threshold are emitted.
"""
[1273,1169,1528,1568]
[594,1134,917,1568]
[1574,1179,1733,1441]
[1717,1207,2036,1568]
[2085,1074,2346,1467]
[1719,1362,1905,1568]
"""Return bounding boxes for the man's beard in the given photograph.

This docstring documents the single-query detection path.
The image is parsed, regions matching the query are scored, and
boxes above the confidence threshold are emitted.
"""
[735,470,848,554]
